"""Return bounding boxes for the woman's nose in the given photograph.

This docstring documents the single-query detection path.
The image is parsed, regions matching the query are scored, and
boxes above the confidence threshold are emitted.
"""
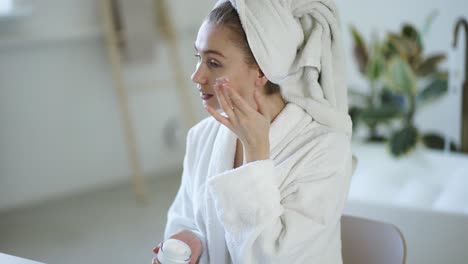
[191,65,207,85]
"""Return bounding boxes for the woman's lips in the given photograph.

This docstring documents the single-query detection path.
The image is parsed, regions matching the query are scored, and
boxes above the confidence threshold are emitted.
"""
[200,92,214,100]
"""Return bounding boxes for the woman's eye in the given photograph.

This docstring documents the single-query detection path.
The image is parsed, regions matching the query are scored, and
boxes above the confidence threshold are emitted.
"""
[208,60,221,68]
[193,55,221,68]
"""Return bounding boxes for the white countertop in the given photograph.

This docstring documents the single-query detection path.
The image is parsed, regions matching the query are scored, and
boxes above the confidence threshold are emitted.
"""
[0,253,45,264]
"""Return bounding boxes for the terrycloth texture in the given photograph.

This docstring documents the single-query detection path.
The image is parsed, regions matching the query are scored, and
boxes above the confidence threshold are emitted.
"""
[215,0,352,134]
[164,103,353,263]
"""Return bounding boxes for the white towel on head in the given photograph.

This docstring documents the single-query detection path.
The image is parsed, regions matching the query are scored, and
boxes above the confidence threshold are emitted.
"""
[216,0,352,134]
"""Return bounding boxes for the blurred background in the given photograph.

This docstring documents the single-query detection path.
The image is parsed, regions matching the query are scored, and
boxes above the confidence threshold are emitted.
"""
[0,0,467,263]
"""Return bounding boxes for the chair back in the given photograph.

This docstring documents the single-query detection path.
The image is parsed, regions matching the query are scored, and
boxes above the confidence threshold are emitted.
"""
[341,215,407,264]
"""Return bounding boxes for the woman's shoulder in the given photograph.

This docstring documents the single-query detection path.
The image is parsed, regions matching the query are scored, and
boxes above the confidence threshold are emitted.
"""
[294,119,351,173]
[186,115,220,144]
[304,119,350,148]
[281,103,350,149]
[278,105,351,171]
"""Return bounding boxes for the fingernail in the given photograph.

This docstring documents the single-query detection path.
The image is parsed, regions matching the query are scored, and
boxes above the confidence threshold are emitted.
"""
[153,243,161,253]
[216,77,228,83]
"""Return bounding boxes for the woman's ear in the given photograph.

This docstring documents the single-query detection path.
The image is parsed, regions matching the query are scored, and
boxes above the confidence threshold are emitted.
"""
[255,69,268,87]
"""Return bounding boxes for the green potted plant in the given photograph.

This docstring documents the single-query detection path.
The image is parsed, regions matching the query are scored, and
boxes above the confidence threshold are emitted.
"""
[349,13,454,157]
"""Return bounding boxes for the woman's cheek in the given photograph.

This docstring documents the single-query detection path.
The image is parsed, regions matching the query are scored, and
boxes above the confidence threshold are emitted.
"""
[240,92,256,109]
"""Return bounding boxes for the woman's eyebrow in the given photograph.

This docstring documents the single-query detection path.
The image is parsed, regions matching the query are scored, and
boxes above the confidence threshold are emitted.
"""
[194,43,226,58]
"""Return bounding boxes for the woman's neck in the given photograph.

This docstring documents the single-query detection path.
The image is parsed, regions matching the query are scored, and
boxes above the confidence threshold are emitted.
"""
[265,93,286,123]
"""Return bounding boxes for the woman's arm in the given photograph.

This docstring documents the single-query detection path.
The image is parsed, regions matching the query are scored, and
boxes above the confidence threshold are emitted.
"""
[160,129,206,262]
[164,158,202,240]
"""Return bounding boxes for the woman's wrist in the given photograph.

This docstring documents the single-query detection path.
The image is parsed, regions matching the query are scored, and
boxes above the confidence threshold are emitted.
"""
[244,145,270,163]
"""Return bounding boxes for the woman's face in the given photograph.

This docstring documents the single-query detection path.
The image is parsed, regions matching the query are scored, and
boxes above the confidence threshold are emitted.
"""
[191,21,261,111]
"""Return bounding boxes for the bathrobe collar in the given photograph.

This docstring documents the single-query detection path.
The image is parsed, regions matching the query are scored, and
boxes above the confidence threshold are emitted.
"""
[207,103,307,178]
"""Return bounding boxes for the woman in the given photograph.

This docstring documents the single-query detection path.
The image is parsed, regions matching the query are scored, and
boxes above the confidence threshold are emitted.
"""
[153,0,353,263]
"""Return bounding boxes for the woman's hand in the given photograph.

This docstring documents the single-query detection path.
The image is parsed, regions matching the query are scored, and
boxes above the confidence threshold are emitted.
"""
[205,77,271,163]
[152,229,202,264]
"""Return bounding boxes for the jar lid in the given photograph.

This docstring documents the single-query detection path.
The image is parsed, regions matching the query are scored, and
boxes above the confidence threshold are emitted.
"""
[157,238,191,264]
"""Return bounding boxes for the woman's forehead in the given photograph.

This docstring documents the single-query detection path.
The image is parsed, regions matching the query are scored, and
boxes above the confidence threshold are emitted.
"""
[194,22,236,54]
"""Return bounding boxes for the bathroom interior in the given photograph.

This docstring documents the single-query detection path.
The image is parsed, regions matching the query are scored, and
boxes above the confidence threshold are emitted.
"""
[0,0,467,263]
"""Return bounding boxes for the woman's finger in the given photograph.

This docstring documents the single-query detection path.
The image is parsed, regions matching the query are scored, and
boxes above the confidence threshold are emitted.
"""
[204,104,232,129]
[190,254,201,264]
[224,83,251,116]
[214,82,235,117]
[152,257,160,264]
[152,242,162,254]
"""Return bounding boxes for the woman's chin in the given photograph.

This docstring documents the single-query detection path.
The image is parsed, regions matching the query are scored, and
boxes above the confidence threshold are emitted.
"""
[202,102,222,113]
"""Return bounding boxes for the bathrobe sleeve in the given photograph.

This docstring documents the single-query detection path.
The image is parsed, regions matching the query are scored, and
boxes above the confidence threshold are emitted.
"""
[206,132,351,263]
[163,129,206,254]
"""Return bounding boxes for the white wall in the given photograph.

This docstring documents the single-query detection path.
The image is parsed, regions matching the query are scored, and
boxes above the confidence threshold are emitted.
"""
[0,0,215,211]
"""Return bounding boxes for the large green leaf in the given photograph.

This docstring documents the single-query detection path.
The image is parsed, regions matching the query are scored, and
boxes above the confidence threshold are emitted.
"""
[349,106,362,130]
[381,89,407,111]
[387,34,418,61]
[366,52,386,81]
[435,71,449,80]
[381,38,399,60]
[401,24,424,69]
[365,40,386,81]
[402,24,423,53]
[384,57,417,95]
[415,54,446,76]
[348,89,370,108]
[417,78,448,105]
[422,133,457,151]
[389,125,419,157]
[350,26,369,75]
[348,88,370,100]
[421,10,439,39]
[359,104,402,126]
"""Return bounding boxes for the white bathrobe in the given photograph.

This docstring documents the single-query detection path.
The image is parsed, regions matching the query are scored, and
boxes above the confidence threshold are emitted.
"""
[163,103,352,263]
